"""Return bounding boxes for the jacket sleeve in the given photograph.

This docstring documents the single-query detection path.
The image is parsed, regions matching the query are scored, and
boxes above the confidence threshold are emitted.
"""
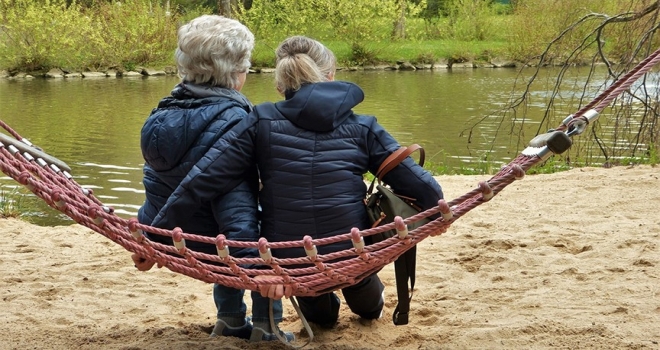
[365,117,444,212]
[150,113,259,230]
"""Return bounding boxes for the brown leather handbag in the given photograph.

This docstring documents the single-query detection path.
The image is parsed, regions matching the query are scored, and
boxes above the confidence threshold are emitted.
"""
[365,144,428,244]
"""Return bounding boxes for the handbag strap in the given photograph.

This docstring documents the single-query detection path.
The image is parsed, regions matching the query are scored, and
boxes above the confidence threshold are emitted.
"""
[368,144,425,193]
[376,144,425,180]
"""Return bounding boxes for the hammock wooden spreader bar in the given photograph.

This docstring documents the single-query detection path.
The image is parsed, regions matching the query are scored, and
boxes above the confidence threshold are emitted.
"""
[1,46,658,296]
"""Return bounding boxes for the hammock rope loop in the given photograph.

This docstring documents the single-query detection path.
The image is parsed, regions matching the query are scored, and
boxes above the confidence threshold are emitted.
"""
[394,216,409,239]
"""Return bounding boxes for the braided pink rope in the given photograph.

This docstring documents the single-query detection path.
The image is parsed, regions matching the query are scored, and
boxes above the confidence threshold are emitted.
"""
[557,46,660,131]
[0,121,537,296]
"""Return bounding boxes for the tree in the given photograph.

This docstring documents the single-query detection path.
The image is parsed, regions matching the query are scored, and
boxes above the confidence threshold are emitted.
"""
[467,0,660,167]
[392,0,407,39]
[217,0,230,16]
[392,0,428,40]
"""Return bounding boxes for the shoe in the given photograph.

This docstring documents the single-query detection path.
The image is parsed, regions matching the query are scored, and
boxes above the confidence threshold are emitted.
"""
[249,327,295,343]
[210,318,253,340]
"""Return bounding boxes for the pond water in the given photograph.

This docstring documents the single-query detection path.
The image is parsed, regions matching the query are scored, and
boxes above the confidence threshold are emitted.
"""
[0,67,624,225]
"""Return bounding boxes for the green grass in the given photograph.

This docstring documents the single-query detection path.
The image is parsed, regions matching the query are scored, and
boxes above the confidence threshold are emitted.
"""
[0,187,25,219]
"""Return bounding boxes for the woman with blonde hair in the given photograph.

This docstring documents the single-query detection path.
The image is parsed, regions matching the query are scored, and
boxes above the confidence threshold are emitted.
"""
[151,35,443,331]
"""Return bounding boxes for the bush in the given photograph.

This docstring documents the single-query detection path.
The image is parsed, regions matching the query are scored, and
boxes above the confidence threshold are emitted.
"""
[0,187,24,219]
[506,0,626,62]
[0,0,97,71]
[91,0,182,70]
[0,0,187,72]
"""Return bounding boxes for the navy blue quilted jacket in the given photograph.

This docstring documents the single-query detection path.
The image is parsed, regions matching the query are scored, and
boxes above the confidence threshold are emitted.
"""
[151,81,443,259]
[138,83,259,258]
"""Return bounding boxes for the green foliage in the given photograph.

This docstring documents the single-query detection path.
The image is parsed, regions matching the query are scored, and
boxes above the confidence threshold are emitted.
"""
[0,0,97,71]
[648,143,658,166]
[491,1,513,15]
[0,0,654,73]
[506,0,627,62]
[90,0,181,70]
[0,0,184,72]
[237,0,409,45]
[526,157,572,175]
[392,0,428,40]
[444,0,497,41]
[236,0,302,42]
[422,159,451,176]
[413,1,513,42]
[0,187,24,219]
[349,43,378,66]
[319,0,398,44]
[413,52,437,64]
[176,3,213,23]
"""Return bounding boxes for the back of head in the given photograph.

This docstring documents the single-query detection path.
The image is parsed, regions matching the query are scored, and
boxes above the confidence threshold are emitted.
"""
[275,36,336,93]
[175,15,254,89]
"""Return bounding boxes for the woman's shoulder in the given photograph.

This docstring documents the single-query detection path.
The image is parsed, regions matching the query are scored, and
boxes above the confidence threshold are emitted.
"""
[251,101,282,120]
[350,112,379,126]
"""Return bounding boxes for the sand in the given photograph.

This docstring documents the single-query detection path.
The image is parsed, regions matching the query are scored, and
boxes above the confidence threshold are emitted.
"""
[1,165,659,350]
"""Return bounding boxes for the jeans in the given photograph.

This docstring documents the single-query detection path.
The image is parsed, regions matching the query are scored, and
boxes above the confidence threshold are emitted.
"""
[296,273,384,327]
[213,284,283,324]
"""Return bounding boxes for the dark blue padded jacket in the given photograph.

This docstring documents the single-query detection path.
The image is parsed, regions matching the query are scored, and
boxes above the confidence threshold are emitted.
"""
[151,81,443,259]
[138,83,259,258]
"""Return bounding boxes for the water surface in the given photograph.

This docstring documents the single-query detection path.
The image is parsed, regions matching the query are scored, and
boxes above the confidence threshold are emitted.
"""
[0,68,614,225]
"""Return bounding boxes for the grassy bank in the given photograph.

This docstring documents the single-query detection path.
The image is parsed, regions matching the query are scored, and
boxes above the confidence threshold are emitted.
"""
[2,0,655,74]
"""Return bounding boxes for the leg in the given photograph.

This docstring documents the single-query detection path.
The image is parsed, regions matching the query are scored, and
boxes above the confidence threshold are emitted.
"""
[213,283,247,320]
[249,291,294,342]
[210,284,252,339]
[342,274,384,320]
[296,293,341,328]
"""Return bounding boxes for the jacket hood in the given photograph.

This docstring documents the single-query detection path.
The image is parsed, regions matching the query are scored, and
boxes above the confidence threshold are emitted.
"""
[172,82,252,107]
[275,81,364,132]
[141,83,251,171]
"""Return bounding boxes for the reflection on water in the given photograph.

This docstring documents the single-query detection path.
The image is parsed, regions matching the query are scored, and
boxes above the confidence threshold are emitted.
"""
[0,67,633,226]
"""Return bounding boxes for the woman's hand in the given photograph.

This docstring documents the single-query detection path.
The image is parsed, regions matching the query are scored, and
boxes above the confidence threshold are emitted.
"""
[131,253,158,271]
[254,275,293,300]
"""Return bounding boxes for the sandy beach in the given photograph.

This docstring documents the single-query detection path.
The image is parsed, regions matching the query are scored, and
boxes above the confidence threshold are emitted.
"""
[2,165,659,349]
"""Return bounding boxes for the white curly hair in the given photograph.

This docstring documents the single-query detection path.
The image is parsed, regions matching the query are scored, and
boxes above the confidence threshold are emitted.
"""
[175,15,254,88]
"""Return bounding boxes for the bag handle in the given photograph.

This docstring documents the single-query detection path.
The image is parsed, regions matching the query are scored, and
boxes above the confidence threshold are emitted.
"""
[368,144,425,193]
[376,144,425,180]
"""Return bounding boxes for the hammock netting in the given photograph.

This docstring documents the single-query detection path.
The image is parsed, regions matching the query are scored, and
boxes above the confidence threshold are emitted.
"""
[1,47,659,297]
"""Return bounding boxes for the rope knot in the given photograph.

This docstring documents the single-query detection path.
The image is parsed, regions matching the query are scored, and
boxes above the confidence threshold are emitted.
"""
[350,228,365,253]
[478,181,494,201]
[172,227,186,253]
[87,207,105,226]
[215,234,230,259]
[258,237,273,263]
[17,171,31,186]
[303,235,318,261]
[127,218,143,242]
[51,191,66,209]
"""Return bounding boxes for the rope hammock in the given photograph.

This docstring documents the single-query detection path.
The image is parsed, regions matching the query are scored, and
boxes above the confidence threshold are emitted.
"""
[1,47,659,299]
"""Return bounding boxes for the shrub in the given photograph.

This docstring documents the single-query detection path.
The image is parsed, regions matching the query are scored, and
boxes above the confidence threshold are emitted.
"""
[0,0,185,72]
[0,0,97,71]
[0,187,24,219]
[90,0,181,70]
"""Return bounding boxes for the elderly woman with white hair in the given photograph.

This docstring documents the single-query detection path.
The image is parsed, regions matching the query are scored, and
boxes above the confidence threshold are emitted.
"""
[131,15,292,343]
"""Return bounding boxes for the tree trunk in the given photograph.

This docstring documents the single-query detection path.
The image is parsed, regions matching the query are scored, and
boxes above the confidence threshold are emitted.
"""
[392,0,406,39]
[217,0,231,17]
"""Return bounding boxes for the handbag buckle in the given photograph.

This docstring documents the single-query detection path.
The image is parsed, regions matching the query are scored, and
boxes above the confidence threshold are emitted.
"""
[371,211,386,227]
